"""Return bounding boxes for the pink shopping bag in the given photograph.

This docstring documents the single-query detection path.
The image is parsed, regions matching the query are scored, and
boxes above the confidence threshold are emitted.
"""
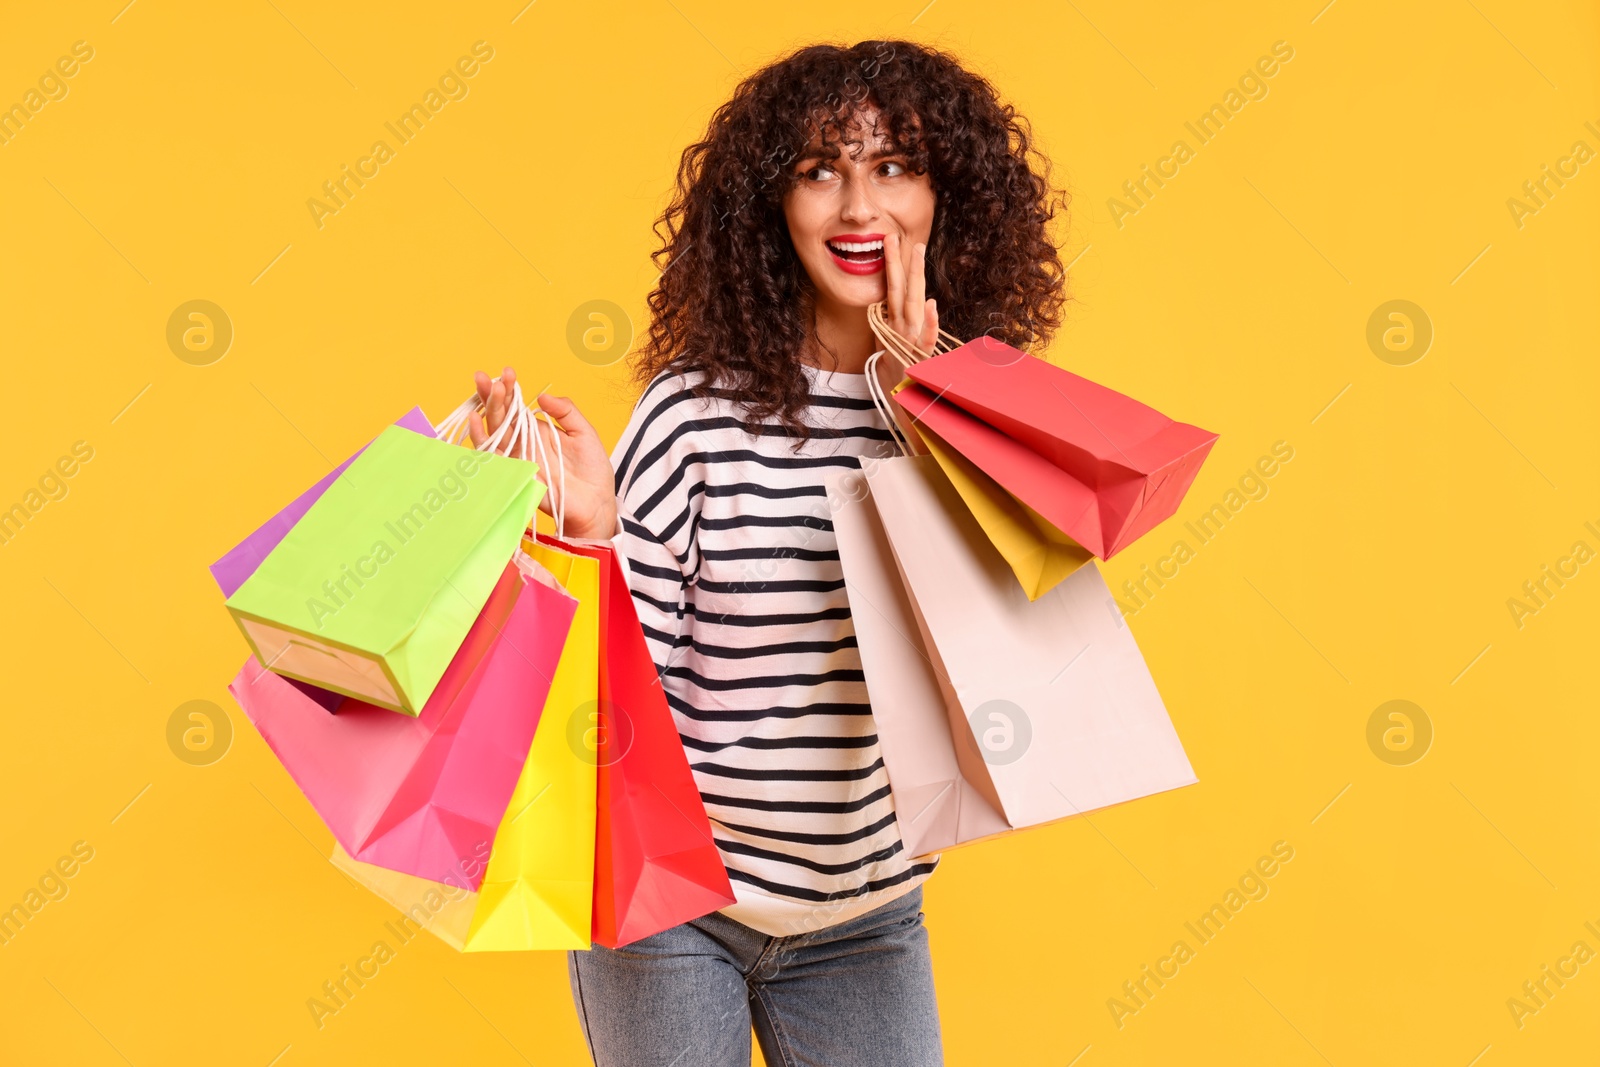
[228,553,577,888]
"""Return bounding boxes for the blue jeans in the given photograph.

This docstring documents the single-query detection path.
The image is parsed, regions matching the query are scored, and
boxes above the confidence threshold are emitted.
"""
[567,885,943,1066]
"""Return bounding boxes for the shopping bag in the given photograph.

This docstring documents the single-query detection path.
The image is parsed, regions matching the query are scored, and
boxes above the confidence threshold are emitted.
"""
[857,450,1198,846]
[326,536,732,952]
[913,415,1092,600]
[542,534,735,948]
[462,537,601,951]
[224,423,543,714]
[209,407,437,599]
[828,466,1009,857]
[869,303,1217,560]
[228,553,577,887]
[212,407,438,715]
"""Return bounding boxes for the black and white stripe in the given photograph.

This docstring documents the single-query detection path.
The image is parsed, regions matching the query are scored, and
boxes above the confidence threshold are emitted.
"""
[607,361,939,935]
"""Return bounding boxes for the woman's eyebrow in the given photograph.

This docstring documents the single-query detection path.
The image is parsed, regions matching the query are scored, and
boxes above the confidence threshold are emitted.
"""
[787,141,902,168]
[793,145,899,166]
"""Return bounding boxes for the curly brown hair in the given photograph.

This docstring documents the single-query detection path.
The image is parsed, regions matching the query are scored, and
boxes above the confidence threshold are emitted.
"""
[634,38,1070,437]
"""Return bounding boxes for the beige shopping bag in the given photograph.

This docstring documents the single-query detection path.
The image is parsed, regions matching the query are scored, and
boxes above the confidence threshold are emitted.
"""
[854,450,1198,842]
[829,466,1010,859]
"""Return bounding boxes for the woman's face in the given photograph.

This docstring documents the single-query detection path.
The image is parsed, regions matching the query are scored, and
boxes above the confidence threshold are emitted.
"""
[782,106,936,312]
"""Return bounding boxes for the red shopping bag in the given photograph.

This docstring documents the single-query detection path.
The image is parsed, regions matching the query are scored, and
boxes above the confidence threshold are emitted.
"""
[891,335,1217,560]
[539,534,735,948]
[228,554,577,889]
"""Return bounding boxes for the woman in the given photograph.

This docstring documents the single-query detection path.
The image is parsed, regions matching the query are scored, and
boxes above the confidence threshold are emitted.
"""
[468,38,1067,1067]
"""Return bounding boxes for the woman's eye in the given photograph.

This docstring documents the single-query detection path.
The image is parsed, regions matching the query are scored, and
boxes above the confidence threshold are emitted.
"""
[803,164,837,181]
[879,160,906,177]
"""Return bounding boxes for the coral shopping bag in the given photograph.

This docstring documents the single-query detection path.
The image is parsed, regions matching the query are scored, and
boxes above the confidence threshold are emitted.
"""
[854,450,1198,850]
[462,536,601,951]
[225,424,542,715]
[868,302,1218,562]
[542,534,735,949]
[228,553,576,887]
[914,418,1092,601]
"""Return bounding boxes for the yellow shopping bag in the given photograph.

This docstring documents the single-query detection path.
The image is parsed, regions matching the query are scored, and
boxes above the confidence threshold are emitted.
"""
[325,538,602,952]
[463,537,600,951]
[913,411,1093,600]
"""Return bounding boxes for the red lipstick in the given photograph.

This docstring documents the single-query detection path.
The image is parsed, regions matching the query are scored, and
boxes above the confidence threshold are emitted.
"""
[825,232,886,276]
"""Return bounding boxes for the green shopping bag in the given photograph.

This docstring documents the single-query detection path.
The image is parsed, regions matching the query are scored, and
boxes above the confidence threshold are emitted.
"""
[224,424,543,715]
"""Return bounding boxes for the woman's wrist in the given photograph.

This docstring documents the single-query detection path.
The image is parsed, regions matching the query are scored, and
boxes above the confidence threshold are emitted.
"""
[564,504,620,541]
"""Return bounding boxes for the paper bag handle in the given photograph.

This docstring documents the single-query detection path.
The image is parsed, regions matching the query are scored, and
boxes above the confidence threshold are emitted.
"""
[432,380,566,537]
[526,400,567,539]
[433,393,483,444]
[866,300,964,368]
[432,380,535,455]
[865,351,913,459]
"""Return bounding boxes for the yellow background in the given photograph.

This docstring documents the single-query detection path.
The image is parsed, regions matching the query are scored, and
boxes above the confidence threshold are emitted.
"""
[2,1,1596,1063]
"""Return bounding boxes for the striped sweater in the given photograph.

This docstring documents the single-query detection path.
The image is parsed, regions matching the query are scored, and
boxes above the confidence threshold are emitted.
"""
[606,358,940,937]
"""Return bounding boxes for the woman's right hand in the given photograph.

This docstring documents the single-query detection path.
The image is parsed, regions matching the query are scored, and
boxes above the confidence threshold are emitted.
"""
[467,367,620,540]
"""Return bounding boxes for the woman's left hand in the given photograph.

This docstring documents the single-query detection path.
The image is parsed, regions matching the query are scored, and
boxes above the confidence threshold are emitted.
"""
[883,230,940,357]
[877,230,939,453]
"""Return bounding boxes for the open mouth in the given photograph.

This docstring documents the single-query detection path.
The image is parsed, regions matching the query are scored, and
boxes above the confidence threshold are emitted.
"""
[825,235,886,274]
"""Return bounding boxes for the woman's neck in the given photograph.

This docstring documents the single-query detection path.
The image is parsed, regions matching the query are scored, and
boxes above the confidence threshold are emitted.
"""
[797,295,878,374]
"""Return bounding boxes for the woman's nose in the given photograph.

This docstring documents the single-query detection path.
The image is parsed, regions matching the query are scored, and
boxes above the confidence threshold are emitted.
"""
[840,177,880,223]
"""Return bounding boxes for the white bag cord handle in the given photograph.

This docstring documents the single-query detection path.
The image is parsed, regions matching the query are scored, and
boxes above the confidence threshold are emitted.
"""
[865,351,912,459]
[866,300,963,369]
[433,394,481,444]
[492,386,567,541]
[481,380,525,455]
[430,380,565,538]
[550,412,567,538]
[432,382,529,454]
[433,383,525,448]
[526,402,567,539]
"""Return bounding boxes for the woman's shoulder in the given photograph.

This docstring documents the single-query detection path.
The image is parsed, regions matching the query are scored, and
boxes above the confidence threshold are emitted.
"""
[632,364,713,414]
[612,364,733,489]
[623,365,729,440]
[633,357,806,429]
[624,359,881,447]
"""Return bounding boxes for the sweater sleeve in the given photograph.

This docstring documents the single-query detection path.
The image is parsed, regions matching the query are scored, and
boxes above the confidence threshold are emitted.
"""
[605,371,706,676]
